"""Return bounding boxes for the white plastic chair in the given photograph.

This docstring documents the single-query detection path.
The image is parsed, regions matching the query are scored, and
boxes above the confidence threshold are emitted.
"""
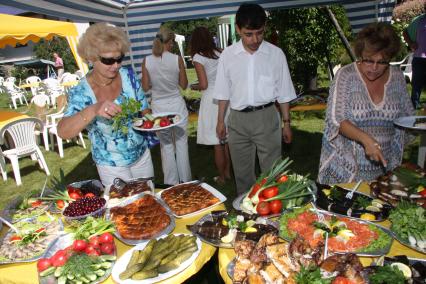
[25,76,42,97]
[3,80,28,109]
[390,53,413,83]
[0,117,50,186]
[43,78,64,107]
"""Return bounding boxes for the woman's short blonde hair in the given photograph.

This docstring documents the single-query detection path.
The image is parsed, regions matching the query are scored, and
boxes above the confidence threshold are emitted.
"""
[77,23,130,63]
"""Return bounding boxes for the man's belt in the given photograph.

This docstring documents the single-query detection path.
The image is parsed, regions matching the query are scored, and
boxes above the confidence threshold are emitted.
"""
[238,102,274,112]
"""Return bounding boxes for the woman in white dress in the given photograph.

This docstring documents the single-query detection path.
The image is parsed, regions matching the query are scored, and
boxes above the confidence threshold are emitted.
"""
[190,27,231,185]
[141,26,192,185]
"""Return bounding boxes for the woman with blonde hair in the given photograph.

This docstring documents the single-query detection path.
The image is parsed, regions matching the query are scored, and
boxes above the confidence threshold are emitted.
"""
[142,26,191,185]
[57,23,154,186]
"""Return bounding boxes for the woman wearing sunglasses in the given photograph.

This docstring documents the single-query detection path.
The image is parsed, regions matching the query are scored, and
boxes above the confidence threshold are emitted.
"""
[318,23,414,184]
[141,26,192,185]
[57,23,154,187]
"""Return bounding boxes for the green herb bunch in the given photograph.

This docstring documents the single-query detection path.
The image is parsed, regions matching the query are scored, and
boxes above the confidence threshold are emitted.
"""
[112,98,141,135]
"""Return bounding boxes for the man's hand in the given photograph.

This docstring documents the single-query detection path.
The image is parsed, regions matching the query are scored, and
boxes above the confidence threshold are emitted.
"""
[216,120,227,141]
[282,124,292,143]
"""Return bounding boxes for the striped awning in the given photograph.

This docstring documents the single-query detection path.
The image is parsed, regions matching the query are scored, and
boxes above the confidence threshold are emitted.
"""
[0,0,395,74]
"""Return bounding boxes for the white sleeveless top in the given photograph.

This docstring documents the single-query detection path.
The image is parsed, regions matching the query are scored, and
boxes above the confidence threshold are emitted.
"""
[145,51,180,102]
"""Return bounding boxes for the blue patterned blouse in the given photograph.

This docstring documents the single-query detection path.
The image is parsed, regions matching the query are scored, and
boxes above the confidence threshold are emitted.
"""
[64,67,149,167]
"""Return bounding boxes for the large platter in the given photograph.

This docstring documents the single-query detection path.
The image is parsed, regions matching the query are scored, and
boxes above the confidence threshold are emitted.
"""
[2,191,52,223]
[111,233,202,284]
[232,182,316,218]
[39,233,115,284]
[279,206,393,257]
[133,112,183,132]
[0,215,63,264]
[315,183,392,222]
[157,180,227,218]
[394,115,426,131]
[187,210,278,248]
[226,258,236,280]
[390,226,426,255]
[106,192,175,246]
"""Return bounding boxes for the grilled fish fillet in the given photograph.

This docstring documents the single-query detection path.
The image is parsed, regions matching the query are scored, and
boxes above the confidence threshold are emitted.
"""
[265,243,295,278]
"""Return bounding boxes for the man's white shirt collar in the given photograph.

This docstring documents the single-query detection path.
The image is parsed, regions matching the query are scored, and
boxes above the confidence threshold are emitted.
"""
[233,40,270,55]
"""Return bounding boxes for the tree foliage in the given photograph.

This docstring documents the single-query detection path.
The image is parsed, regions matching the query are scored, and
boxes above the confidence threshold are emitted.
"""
[268,5,352,92]
[33,36,78,73]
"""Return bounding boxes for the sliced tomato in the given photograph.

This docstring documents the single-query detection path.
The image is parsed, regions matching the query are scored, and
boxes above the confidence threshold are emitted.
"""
[37,258,52,272]
[269,200,283,214]
[256,201,271,216]
[31,200,43,207]
[262,186,279,199]
[277,175,288,183]
[35,228,45,233]
[332,276,355,284]
[56,200,65,209]
[10,235,22,242]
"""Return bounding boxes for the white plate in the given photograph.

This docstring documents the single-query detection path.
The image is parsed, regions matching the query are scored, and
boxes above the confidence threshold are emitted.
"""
[111,234,201,284]
[133,112,183,132]
[157,181,227,218]
[394,116,426,131]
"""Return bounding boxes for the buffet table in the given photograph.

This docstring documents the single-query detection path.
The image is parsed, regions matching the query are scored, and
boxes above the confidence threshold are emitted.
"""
[0,203,225,284]
[0,111,29,129]
[217,183,426,284]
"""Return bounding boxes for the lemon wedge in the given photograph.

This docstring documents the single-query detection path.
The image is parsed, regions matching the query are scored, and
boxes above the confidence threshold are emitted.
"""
[360,213,376,221]
[322,189,331,196]
[222,219,228,226]
[244,227,257,233]
[332,221,347,229]
[220,230,236,243]
[245,220,256,227]
[391,262,412,279]
[337,229,355,240]
[366,205,381,212]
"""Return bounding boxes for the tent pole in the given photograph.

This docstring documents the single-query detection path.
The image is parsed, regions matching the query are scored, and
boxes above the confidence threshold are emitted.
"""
[123,3,135,71]
[324,6,356,62]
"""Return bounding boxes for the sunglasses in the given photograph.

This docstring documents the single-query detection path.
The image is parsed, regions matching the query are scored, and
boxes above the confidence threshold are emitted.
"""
[99,54,125,65]
[361,58,390,66]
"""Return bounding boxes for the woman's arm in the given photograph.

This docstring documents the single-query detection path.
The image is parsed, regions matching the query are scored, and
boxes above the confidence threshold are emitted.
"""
[178,56,188,90]
[339,120,387,167]
[191,62,208,91]
[141,58,151,92]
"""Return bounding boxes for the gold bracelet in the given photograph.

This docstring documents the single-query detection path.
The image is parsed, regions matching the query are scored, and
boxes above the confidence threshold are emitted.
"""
[79,111,88,122]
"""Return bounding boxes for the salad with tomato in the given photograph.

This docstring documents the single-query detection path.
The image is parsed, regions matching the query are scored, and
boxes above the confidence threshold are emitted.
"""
[240,158,315,216]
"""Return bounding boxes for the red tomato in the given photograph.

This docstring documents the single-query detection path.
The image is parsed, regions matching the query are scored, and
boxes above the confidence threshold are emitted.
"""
[67,186,78,194]
[35,228,45,233]
[56,200,65,209]
[262,186,279,199]
[89,236,100,248]
[256,201,271,216]
[142,120,154,129]
[249,183,262,198]
[100,243,115,255]
[159,118,171,127]
[51,250,67,267]
[85,245,100,256]
[99,233,114,244]
[84,193,95,198]
[277,175,288,183]
[37,258,52,272]
[69,192,82,200]
[258,195,266,203]
[269,200,283,214]
[420,189,426,197]
[31,200,43,207]
[73,240,88,252]
[10,235,22,242]
[332,277,355,284]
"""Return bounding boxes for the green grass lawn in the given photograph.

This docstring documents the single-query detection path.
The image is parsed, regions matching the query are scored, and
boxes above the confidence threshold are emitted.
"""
[0,69,424,210]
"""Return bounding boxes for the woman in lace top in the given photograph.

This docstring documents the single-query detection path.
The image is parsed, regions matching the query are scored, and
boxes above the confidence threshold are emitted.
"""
[318,23,414,184]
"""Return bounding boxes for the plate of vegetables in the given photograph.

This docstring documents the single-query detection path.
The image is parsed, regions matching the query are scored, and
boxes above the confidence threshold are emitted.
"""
[233,158,316,217]
[133,112,182,132]
[315,183,393,222]
[388,201,426,254]
[2,190,52,223]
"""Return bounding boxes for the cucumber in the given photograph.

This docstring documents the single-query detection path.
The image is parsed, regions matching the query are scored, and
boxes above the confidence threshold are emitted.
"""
[131,269,158,280]
[39,266,55,277]
[144,113,155,121]
[119,263,145,280]
[94,269,106,277]
[54,266,64,278]
[99,254,117,261]
[58,275,67,284]
[90,264,102,270]
[100,261,112,269]
[67,273,75,280]
[79,276,90,283]
[86,273,97,281]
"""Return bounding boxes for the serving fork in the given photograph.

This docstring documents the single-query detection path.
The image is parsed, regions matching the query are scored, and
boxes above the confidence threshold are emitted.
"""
[345,180,363,200]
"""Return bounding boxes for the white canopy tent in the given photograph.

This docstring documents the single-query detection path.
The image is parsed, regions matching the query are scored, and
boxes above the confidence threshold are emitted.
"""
[0,0,396,75]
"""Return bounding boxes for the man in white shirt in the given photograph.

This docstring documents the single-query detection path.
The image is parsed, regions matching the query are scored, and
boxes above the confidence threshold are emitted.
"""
[214,3,297,195]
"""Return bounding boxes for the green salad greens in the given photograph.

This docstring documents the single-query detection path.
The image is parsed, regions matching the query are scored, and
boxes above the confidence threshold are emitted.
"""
[295,266,332,284]
[368,265,405,284]
[111,98,141,134]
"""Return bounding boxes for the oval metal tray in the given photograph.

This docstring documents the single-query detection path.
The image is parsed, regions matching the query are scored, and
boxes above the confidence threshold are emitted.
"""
[390,226,426,255]
[2,191,53,223]
[106,192,175,246]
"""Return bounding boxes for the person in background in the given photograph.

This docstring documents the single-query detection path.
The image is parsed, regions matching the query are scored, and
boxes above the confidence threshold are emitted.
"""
[57,23,154,187]
[214,3,296,195]
[142,26,191,185]
[403,5,426,109]
[318,23,414,184]
[53,52,64,79]
[190,26,231,185]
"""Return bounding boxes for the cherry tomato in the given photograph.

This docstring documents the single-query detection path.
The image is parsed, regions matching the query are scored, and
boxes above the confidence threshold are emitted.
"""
[159,118,171,127]
[37,258,52,272]
[85,245,100,256]
[277,175,288,183]
[142,120,154,129]
[262,186,279,199]
[67,186,78,194]
[99,232,114,244]
[10,235,22,242]
[89,236,100,248]
[69,192,82,200]
[73,239,88,252]
[256,201,271,216]
[84,193,95,198]
[51,250,67,267]
[100,243,115,255]
[31,200,43,207]
[56,200,65,209]
[269,200,283,214]
[332,276,355,284]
